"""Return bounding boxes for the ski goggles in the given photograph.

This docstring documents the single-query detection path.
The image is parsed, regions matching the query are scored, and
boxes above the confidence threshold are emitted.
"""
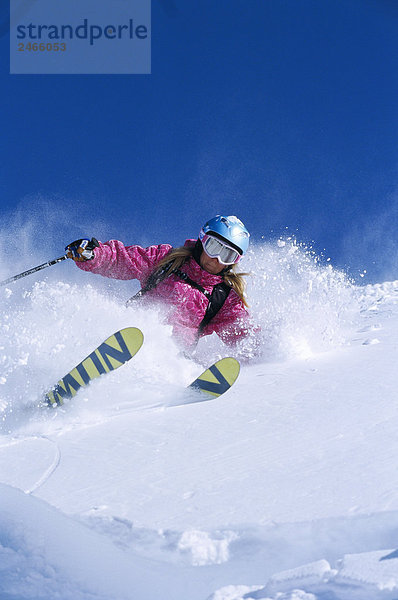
[201,234,241,265]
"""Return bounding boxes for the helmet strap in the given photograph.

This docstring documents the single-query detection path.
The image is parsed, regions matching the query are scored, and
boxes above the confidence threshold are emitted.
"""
[220,265,232,275]
[193,239,203,265]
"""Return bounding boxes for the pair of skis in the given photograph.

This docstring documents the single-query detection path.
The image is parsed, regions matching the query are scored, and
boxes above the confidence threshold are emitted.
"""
[44,327,240,408]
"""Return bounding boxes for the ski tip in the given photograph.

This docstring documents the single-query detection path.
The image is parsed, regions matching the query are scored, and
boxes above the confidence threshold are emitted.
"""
[119,327,144,343]
[214,356,240,372]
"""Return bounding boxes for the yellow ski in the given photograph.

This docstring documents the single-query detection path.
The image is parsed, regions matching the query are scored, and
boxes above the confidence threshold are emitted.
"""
[188,357,240,401]
[45,327,143,407]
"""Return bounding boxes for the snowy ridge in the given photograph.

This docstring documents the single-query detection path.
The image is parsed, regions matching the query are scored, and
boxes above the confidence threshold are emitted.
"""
[1,240,398,599]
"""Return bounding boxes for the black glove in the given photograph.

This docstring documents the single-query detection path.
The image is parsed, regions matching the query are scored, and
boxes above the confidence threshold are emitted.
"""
[65,238,100,262]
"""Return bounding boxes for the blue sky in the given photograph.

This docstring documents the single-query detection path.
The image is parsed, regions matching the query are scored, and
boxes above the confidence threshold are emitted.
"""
[1,0,397,281]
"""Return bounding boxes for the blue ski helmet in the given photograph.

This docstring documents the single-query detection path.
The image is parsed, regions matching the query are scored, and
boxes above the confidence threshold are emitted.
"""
[199,215,250,256]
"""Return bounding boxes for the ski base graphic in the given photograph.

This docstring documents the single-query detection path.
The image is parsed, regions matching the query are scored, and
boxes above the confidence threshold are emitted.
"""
[187,357,240,402]
[45,327,144,407]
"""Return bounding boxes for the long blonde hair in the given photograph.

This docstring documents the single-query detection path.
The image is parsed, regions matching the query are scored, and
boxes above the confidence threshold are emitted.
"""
[154,246,249,307]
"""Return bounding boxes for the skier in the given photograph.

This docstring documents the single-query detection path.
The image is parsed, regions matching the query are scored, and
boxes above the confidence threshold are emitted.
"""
[65,215,260,356]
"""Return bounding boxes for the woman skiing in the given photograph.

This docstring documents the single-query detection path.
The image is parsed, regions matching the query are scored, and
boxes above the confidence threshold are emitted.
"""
[66,215,259,355]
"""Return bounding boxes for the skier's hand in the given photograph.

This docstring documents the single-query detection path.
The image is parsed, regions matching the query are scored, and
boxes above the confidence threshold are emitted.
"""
[65,238,99,262]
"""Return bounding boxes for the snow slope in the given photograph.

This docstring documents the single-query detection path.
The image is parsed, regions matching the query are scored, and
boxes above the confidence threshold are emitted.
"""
[1,240,398,600]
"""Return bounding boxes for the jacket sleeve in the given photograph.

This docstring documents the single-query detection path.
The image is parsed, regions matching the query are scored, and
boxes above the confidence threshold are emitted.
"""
[76,240,172,282]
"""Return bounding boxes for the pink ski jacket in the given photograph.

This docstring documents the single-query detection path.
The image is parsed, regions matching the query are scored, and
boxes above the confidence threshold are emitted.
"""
[77,239,255,349]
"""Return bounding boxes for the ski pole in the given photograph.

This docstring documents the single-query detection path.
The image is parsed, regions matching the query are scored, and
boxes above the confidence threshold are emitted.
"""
[0,254,69,287]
